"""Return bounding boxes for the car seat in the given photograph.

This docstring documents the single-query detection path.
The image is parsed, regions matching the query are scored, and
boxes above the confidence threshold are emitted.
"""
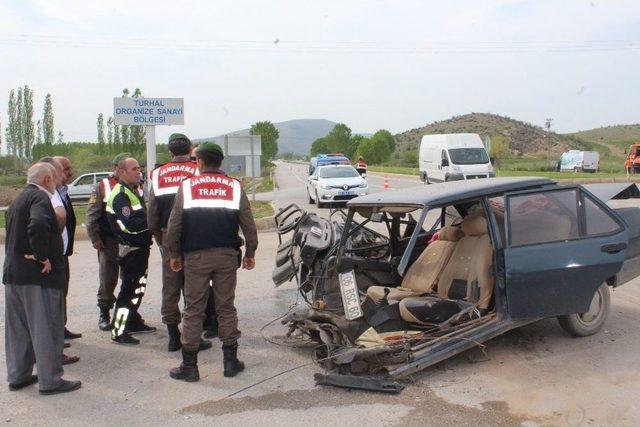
[399,215,495,326]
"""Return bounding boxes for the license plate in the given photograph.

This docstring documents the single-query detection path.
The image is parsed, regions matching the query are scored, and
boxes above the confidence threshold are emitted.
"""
[338,191,354,196]
[339,271,363,320]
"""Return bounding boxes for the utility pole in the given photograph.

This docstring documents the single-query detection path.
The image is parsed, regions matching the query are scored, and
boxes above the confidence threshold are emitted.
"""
[544,118,553,169]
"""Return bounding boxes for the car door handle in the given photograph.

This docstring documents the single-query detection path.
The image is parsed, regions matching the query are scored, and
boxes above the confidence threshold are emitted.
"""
[601,242,627,254]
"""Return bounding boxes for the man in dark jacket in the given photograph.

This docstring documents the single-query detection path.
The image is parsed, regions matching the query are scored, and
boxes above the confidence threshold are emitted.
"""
[86,153,130,330]
[2,162,81,395]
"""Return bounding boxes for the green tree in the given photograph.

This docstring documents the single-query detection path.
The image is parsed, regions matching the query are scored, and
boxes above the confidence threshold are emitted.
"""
[114,124,121,147]
[22,85,34,159]
[356,129,396,165]
[250,121,279,165]
[490,134,510,167]
[56,131,64,144]
[43,93,55,146]
[6,89,17,156]
[97,113,105,153]
[16,88,24,157]
[36,120,43,146]
[324,123,358,158]
[310,137,329,156]
[107,116,114,147]
[371,130,395,159]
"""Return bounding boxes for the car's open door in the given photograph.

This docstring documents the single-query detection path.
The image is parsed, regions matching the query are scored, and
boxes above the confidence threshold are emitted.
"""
[503,186,628,319]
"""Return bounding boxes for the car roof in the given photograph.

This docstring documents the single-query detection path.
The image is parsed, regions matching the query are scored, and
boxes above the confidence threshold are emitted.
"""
[348,177,555,207]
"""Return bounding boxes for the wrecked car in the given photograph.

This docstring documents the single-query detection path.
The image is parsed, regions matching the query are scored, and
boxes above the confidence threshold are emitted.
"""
[272,177,640,392]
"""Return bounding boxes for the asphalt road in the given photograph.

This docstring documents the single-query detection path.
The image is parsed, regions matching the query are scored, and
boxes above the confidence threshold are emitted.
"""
[2,162,640,426]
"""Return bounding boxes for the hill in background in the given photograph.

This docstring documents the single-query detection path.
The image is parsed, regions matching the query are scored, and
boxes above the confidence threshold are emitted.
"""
[198,118,338,155]
[394,113,593,157]
[569,125,640,155]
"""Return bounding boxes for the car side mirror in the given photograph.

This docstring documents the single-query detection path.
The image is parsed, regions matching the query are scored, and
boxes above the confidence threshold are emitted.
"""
[441,158,449,167]
[309,176,317,181]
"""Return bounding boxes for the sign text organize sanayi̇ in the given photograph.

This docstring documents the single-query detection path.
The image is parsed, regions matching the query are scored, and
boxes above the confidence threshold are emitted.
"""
[113,97,184,126]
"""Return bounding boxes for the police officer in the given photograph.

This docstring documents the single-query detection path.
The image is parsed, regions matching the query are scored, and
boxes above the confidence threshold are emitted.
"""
[106,156,155,345]
[355,156,367,177]
[166,141,258,382]
[148,134,213,352]
[86,152,131,330]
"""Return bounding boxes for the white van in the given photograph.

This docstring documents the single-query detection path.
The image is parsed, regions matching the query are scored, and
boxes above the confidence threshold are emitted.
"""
[418,133,495,183]
[559,150,599,173]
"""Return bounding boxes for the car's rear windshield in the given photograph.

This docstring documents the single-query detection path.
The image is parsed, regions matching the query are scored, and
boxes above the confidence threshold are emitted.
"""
[448,148,489,165]
[319,166,359,178]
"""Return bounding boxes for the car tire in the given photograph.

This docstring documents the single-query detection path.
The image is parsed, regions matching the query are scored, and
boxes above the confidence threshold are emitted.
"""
[557,283,610,337]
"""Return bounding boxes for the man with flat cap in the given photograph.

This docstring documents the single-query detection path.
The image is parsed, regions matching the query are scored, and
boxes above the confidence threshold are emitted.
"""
[166,141,258,382]
[87,152,131,330]
[148,134,213,352]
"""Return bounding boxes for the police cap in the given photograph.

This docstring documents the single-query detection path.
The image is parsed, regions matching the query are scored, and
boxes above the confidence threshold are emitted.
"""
[198,141,224,158]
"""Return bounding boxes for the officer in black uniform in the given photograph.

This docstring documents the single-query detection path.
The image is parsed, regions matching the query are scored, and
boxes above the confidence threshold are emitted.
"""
[106,156,155,345]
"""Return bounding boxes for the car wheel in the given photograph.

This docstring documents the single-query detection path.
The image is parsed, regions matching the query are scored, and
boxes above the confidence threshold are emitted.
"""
[557,283,610,337]
[308,189,315,205]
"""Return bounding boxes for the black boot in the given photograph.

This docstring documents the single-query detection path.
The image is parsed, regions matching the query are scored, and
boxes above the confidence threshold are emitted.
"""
[167,324,181,352]
[169,349,199,382]
[222,343,245,377]
[98,308,111,331]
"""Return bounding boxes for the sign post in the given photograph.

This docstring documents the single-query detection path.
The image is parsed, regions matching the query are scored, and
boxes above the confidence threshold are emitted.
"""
[113,97,184,183]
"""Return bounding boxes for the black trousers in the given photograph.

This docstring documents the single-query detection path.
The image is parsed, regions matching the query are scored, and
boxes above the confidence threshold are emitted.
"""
[111,245,150,337]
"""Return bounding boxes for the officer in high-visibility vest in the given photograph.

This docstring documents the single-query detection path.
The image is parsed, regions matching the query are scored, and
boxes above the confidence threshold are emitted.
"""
[106,156,155,345]
[148,134,213,352]
[86,152,131,331]
[165,141,258,382]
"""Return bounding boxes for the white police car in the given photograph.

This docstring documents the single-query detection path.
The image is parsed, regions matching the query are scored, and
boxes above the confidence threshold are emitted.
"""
[307,164,368,208]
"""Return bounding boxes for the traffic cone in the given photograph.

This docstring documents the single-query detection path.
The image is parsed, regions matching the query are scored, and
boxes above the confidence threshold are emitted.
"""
[384,175,390,190]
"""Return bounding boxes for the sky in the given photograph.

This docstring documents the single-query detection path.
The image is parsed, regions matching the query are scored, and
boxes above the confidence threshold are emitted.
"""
[1,0,639,147]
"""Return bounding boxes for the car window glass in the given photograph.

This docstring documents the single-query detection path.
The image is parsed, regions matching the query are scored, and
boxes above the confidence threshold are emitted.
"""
[75,175,94,186]
[95,174,109,183]
[584,195,621,236]
[508,189,579,246]
[448,148,490,165]
[489,196,506,244]
[319,167,359,179]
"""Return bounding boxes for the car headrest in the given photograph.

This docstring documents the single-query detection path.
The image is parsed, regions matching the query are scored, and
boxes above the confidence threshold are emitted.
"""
[461,215,488,236]
[438,226,465,242]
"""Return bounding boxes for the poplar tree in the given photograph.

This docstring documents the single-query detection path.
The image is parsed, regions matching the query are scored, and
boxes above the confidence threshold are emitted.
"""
[43,93,55,146]
[56,131,64,144]
[114,124,121,147]
[107,116,114,147]
[6,90,17,156]
[23,85,35,159]
[97,113,105,153]
[36,120,43,146]
[16,88,24,157]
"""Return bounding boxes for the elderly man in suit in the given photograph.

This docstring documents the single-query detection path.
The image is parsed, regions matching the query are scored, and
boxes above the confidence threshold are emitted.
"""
[2,162,81,395]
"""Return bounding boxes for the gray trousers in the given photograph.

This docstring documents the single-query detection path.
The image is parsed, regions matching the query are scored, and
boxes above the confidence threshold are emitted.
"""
[4,284,65,391]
